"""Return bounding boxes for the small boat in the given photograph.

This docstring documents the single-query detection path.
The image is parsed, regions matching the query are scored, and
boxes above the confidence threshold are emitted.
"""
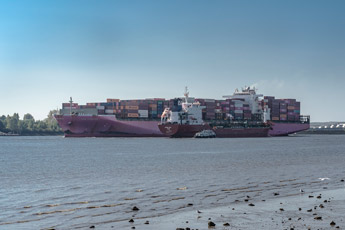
[194,130,216,138]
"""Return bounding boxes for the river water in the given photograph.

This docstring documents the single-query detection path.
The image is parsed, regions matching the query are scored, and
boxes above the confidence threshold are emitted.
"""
[1,135,345,229]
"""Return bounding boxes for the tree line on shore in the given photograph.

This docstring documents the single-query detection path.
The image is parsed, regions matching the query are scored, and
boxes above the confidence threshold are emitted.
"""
[0,110,63,135]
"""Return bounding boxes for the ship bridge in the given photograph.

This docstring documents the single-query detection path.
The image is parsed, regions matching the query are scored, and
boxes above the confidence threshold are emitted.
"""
[223,86,264,114]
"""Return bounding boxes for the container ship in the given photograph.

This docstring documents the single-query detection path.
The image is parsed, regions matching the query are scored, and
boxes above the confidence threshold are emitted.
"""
[54,87,310,137]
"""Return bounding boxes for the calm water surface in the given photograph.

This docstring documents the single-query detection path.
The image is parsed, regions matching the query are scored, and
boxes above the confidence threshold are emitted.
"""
[1,135,345,229]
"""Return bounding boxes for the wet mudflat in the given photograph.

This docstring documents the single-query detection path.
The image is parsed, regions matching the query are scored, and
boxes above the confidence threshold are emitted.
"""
[1,135,345,229]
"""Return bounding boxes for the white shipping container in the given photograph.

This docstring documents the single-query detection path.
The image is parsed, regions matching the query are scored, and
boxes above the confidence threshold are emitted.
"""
[96,106,105,110]
[215,109,222,113]
[204,99,215,103]
[234,110,244,113]
[138,110,149,115]
[105,109,114,114]
[139,110,149,117]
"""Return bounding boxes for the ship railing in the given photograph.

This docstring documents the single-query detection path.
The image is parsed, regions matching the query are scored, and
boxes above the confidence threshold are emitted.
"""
[208,120,268,128]
[117,117,162,122]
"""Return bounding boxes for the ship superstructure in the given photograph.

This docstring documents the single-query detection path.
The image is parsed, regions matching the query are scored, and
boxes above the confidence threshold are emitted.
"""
[161,87,205,126]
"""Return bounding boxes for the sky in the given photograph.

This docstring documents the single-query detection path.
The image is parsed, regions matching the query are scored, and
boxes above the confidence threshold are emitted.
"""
[0,0,344,121]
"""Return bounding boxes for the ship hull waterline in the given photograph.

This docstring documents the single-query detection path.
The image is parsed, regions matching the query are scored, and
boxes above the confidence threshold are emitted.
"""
[158,123,270,138]
[54,115,310,137]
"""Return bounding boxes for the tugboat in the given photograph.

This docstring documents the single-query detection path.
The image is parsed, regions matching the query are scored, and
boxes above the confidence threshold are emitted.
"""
[159,88,271,138]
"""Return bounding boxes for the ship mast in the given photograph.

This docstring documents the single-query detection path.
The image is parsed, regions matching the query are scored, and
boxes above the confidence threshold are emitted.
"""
[69,97,73,115]
[184,86,189,102]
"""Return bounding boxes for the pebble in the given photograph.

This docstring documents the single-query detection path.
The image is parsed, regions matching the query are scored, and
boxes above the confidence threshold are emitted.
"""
[223,223,230,226]
[129,219,134,223]
[89,226,95,229]
[144,220,149,224]
[280,208,284,211]
[208,221,216,227]
[314,216,322,220]
[274,193,280,196]
[330,221,336,226]
[248,203,255,206]
[132,206,139,211]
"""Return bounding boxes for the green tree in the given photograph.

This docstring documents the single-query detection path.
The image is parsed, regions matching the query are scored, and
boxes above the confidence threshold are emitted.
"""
[44,110,60,131]
[1,110,62,135]
[23,113,35,121]
[27,119,35,131]
[0,120,5,132]
[6,114,20,133]
[35,120,47,131]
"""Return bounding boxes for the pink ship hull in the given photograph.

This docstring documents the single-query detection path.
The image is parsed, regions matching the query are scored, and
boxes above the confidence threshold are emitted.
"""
[269,122,310,136]
[54,115,309,137]
[54,115,166,137]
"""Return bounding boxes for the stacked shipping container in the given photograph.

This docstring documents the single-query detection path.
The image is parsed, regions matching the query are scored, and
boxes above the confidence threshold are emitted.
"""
[263,96,301,122]
[61,96,300,122]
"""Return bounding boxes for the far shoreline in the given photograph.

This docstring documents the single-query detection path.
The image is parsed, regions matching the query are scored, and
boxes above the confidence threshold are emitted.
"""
[0,132,63,137]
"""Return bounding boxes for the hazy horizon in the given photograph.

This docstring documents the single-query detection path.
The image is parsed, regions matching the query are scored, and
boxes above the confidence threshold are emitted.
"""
[1,0,345,122]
